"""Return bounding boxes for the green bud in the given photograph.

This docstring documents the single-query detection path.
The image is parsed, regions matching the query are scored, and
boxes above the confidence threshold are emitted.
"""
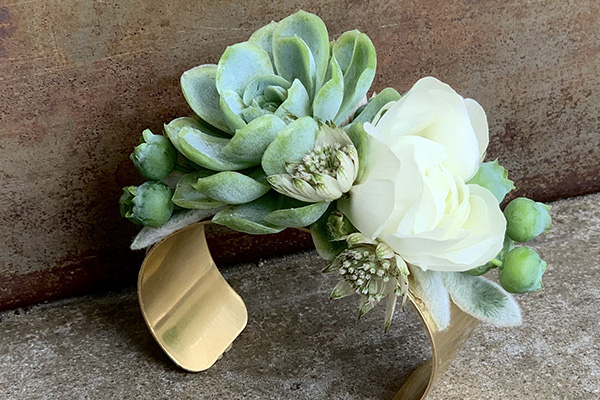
[130,129,177,180]
[499,246,547,293]
[467,160,515,202]
[119,181,174,227]
[504,197,552,242]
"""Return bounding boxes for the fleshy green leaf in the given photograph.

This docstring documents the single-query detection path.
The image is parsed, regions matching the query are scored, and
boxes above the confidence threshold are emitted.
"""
[172,171,225,209]
[164,117,204,154]
[332,31,377,125]
[409,266,451,331]
[193,171,270,205]
[180,64,232,134]
[344,122,368,182]
[216,42,274,96]
[219,90,247,131]
[212,194,285,234]
[351,87,401,125]
[261,116,318,176]
[221,115,286,163]
[443,272,522,326]
[242,74,291,106]
[264,200,329,228]
[273,36,316,99]
[313,54,344,122]
[248,21,278,62]
[275,79,311,121]
[178,126,255,171]
[273,10,330,90]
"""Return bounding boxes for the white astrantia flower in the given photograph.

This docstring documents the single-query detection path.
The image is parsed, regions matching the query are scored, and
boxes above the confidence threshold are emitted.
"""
[267,126,359,202]
[339,77,506,273]
[325,233,409,331]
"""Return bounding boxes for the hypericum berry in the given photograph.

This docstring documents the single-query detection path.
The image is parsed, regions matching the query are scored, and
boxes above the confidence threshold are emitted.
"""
[499,246,547,294]
[504,197,552,243]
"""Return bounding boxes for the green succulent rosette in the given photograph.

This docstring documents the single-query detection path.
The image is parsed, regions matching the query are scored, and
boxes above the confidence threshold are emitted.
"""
[121,10,378,233]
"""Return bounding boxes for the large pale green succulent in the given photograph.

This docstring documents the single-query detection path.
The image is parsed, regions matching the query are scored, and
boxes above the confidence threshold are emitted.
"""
[121,10,381,234]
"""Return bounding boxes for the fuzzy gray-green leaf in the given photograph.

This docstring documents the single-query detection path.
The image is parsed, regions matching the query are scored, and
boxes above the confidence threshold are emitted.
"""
[443,272,522,326]
[409,266,451,331]
[193,171,270,205]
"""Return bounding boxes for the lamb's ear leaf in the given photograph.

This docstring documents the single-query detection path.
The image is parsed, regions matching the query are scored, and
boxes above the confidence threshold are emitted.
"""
[212,194,285,235]
[409,266,451,331]
[351,87,401,125]
[443,272,522,326]
[180,64,232,134]
[332,31,377,125]
[264,200,329,228]
[273,10,329,91]
[261,116,318,176]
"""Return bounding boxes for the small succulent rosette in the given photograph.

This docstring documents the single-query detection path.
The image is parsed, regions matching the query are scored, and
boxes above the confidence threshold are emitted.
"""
[120,10,552,331]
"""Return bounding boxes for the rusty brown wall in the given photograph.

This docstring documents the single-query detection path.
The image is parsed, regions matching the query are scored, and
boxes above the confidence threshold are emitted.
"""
[1,0,598,310]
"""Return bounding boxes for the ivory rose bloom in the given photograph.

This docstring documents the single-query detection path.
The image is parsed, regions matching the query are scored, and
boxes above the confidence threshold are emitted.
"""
[339,77,506,272]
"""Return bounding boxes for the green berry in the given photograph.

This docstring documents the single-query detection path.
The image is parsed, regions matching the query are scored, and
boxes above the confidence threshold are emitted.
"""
[504,197,552,242]
[499,246,547,293]
[119,181,174,227]
[130,129,177,180]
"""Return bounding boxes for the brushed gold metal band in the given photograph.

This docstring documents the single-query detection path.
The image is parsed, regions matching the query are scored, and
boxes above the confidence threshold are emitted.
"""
[138,221,478,399]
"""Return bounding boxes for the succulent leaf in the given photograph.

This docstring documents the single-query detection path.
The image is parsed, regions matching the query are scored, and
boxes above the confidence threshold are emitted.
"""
[262,116,318,176]
[219,90,247,131]
[273,36,316,99]
[263,200,329,228]
[164,117,204,154]
[180,64,232,133]
[351,87,401,125]
[178,126,255,171]
[212,194,285,234]
[313,54,344,122]
[273,10,330,90]
[216,42,274,96]
[344,122,368,182]
[221,114,286,163]
[274,78,311,121]
[332,31,377,125]
[248,21,278,62]
[172,170,225,209]
[193,171,270,205]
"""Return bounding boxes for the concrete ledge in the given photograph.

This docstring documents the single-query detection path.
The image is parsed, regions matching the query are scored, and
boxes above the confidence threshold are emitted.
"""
[1,193,599,399]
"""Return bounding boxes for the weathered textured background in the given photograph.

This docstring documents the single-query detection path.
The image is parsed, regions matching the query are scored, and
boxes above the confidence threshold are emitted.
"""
[1,0,598,309]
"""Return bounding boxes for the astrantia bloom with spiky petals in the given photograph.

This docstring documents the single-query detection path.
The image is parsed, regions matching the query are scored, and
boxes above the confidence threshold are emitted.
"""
[267,125,359,202]
[325,233,409,331]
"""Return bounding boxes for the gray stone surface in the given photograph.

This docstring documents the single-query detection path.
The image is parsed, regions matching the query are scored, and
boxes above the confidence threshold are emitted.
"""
[1,193,599,400]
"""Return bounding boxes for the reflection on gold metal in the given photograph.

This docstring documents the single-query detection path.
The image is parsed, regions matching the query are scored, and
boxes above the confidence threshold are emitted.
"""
[138,221,247,372]
[138,222,478,398]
